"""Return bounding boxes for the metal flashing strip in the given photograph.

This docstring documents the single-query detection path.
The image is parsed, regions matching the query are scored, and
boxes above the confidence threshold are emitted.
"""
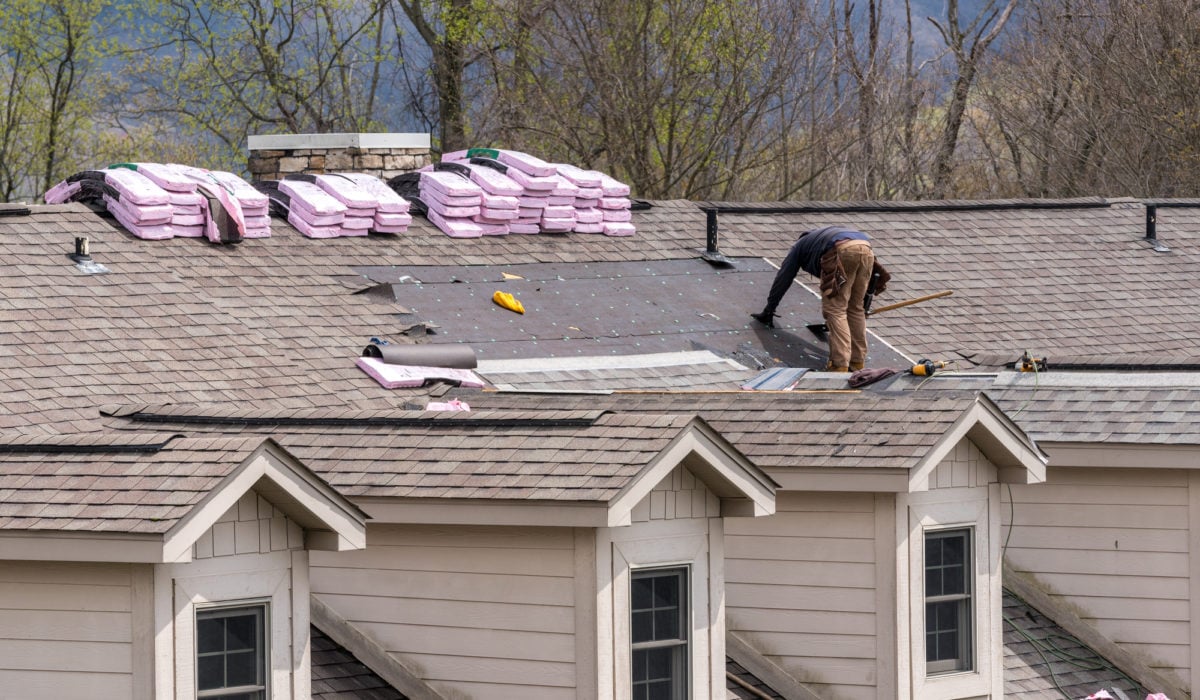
[477,350,746,374]
[992,371,1200,388]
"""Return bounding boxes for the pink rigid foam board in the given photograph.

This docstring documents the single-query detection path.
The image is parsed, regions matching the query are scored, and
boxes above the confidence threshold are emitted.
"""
[602,208,632,222]
[494,149,556,177]
[309,173,376,210]
[356,357,485,389]
[211,171,270,210]
[460,163,523,196]
[540,218,574,232]
[481,192,518,210]
[131,162,197,192]
[421,185,482,208]
[554,163,603,188]
[597,172,631,197]
[338,172,411,213]
[420,170,483,198]
[374,211,412,228]
[288,211,342,238]
[427,208,484,238]
[44,180,81,204]
[599,196,631,210]
[104,196,174,239]
[103,168,170,206]
[278,180,346,217]
[603,222,636,236]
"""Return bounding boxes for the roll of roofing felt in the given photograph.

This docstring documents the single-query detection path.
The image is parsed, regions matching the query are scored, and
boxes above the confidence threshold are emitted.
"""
[362,343,478,369]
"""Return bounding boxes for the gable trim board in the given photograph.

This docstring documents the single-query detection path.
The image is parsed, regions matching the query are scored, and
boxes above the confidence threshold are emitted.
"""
[162,439,367,563]
[909,395,1047,493]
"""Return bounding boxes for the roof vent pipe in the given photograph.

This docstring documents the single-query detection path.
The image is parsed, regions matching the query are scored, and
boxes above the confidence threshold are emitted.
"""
[700,209,734,266]
[1145,204,1170,253]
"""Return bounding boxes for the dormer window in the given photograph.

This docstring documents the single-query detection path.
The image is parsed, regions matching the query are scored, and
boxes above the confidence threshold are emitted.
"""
[631,568,689,699]
[925,528,974,674]
[197,604,268,699]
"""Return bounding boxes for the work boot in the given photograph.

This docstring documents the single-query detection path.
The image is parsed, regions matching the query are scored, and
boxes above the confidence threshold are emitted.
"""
[751,310,777,328]
[849,361,865,371]
[825,362,850,372]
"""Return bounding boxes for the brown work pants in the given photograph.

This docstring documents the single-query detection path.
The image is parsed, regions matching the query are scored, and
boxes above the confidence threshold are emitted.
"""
[821,240,874,370]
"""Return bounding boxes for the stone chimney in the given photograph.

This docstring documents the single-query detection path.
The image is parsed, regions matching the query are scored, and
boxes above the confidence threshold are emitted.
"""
[246,133,432,182]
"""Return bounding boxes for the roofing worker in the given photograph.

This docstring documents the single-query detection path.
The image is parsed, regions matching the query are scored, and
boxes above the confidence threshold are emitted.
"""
[752,225,889,372]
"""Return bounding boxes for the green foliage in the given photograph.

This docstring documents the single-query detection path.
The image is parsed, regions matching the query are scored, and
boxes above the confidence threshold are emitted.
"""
[0,0,126,200]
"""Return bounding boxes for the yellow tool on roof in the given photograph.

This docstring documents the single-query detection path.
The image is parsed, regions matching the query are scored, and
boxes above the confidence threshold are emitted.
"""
[492,290,525,314]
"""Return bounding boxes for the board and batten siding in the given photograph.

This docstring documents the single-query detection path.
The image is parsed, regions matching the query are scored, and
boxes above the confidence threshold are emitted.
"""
[1004,467,1192,686]
[310,523,579,699]
[630,464,721,523]
[724,491,883,700]
[192,491,305,560]
[0,560,144,699]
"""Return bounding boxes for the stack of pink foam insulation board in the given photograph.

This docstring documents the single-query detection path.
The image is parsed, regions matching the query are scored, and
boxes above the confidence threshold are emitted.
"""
[418,170,504,238]
[44,163,262,243]
[335,173,412,233]
[438,149,634,236]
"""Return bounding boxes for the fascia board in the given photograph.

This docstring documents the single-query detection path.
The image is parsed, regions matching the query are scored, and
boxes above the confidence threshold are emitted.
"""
[0,530,164,563]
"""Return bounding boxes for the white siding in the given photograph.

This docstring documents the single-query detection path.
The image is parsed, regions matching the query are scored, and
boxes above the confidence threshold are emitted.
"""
[725,491,880,700]
[310,524,578,699]
[0,561,135,699]
[1004,467,1191,686]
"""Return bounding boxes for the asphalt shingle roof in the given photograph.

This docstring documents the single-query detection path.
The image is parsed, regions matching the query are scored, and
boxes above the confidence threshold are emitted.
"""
[0,434,265,533]
[1003,587,1146,699]
[310,625,407,700]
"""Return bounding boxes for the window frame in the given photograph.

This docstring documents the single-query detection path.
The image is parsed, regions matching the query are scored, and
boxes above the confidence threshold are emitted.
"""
[899,486,998,700]
[195,602,270,699]
[630,566,690,700]
[923,527,973,675]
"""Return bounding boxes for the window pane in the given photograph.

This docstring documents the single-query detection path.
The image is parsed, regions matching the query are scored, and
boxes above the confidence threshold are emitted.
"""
[632,611,654,643]
[197,655,224,690]
[654,609,679,640]
[225,650,258,687]
[197,617,223,654]
[646,646,672,680]
[632,576,653,609]
[654,576,678,608]
[225,615,257,652]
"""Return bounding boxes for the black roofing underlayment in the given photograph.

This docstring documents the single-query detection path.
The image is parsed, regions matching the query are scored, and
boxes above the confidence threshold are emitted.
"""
[355,257,911,370]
